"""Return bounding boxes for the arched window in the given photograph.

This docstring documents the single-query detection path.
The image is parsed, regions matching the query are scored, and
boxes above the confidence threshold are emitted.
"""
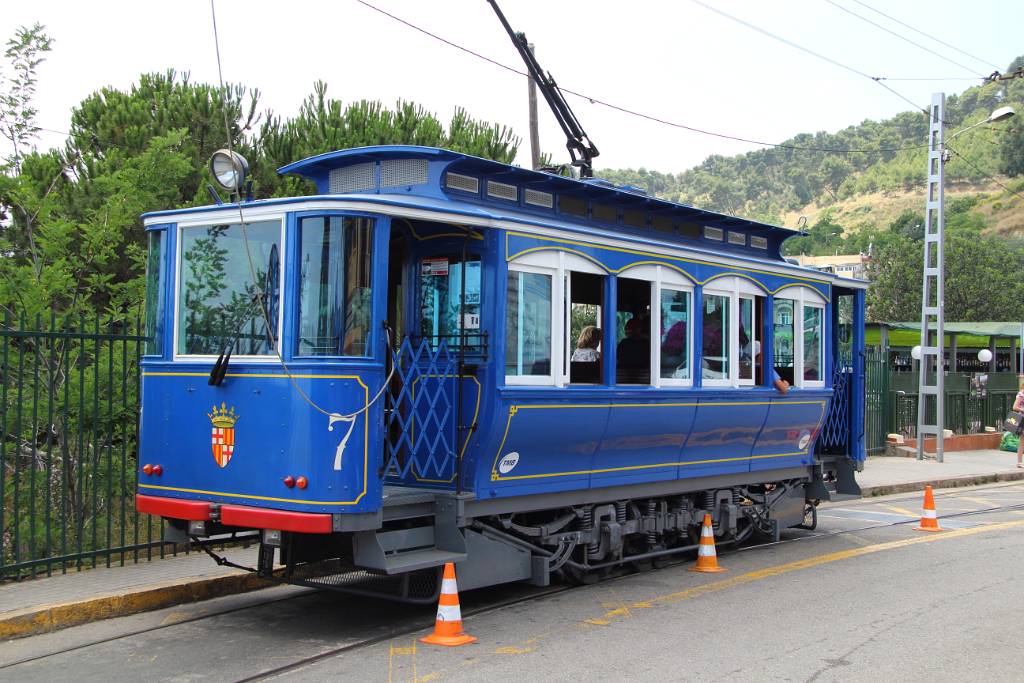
[701,276,766,387]
[616,264,695,387]
[506,250,606,386]
[772,285,827,389]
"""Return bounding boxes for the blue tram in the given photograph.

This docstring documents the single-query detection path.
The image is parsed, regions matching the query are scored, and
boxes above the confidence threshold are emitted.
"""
[136,145,866,596]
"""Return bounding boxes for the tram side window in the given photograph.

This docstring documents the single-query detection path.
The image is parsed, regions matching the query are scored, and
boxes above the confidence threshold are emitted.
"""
[419,254,482,351]
[773,299,795,385]
[568,271,604,384]
[506,269,552,379]
[804,305,823,382]
[178,220,281,356]
[144,230,165,356]
[701,293,730,380]
[296,216,374,356]
[616,278,652,384]
[660,288,690,381]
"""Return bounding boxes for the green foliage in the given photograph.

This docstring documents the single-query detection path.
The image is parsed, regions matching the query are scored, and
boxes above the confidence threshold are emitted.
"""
[0,23,52,173]
[597,55,1024,222]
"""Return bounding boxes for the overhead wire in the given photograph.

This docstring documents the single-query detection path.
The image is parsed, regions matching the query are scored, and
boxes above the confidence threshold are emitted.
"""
[822,0,985,78]
[688,0,930,117]
[354,0,930,156]
[209,0,394,422]
[945,145,1024,203]
[847,0,1003,73]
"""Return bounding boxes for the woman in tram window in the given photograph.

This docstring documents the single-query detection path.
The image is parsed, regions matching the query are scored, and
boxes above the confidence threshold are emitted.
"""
[572,325,602,362]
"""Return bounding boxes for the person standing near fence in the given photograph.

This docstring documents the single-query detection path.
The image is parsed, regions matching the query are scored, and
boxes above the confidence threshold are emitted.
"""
[1014,377,1024,468]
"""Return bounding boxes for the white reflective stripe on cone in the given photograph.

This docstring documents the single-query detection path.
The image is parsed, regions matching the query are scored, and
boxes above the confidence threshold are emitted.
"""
[701,525,713,537]
[441,578,459,595]
[698,544,715,557]
[436,603,462,622]
[922,509,937,519]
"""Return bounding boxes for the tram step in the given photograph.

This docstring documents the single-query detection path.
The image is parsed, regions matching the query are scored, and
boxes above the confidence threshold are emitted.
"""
[353,525,467,574]
[378,548,468,574]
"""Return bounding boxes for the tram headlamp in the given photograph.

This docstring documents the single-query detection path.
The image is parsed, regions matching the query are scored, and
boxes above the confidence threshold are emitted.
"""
[209,149,249,192]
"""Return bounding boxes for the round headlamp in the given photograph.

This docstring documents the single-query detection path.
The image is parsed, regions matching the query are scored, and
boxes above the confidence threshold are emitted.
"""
[209,149,249,192]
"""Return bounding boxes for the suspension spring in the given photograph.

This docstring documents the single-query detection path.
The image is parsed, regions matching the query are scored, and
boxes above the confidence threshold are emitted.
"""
[582,506,600,558]
[615,501,627,524]
[646,499,657,547]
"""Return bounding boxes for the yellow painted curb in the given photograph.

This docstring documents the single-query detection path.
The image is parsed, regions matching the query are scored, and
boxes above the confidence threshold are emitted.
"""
[0,571,272,641]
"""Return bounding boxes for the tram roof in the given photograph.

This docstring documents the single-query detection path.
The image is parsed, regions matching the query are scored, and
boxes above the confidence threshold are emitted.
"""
[277,146,804,258]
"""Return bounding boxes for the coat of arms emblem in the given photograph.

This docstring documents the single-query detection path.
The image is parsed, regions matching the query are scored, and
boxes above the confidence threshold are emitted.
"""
[208,403,239,468]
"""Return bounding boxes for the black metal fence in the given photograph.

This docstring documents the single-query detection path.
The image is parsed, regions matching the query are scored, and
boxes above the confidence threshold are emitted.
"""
[0,315,179,580]
[863,351,1018,454]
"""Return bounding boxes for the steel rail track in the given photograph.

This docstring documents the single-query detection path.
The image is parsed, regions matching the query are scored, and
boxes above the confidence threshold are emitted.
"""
[3,489,1022,677]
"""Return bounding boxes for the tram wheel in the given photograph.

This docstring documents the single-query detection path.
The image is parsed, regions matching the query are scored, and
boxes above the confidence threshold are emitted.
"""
[563,564,610,585]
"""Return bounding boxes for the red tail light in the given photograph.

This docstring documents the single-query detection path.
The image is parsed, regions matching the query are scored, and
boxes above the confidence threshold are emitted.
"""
[283,476,295,488]
[152,464,163,476]
[142,464,153,475]
[296,476,308,490]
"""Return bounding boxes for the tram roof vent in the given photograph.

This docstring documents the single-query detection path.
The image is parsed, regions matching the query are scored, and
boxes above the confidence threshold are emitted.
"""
[486,180,518,202]
[381,158,428,188]
[524,189,553,208]
[445,172,480,194]
[329,162,375,194]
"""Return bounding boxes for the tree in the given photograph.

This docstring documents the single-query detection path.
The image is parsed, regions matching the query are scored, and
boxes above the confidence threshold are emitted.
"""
[0,23,52,174]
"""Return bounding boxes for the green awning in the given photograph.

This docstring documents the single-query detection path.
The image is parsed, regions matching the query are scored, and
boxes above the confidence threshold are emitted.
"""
[882,321,1024,337]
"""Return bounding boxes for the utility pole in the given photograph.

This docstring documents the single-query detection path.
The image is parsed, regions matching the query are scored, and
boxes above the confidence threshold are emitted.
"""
[916,93,946,463]
[527,43,541,171]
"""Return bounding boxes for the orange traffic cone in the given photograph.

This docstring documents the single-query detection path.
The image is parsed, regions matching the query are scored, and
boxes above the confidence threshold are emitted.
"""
[914,485,944,532]
[688,513,727,573]
[420,563,477,647]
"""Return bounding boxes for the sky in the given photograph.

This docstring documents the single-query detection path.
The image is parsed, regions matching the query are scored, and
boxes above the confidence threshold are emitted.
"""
[1,0,1021,175]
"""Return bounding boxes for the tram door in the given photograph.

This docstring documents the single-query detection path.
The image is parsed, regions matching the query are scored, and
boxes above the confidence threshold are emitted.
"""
[382,237,470,488]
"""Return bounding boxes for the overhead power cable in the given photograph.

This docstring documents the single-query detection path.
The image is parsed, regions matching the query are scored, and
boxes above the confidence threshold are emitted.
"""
[847,0,1003,72]
[822,0,984,78]
[946,146,1024,203]
[688,0,930,117]
[355,0,929,156]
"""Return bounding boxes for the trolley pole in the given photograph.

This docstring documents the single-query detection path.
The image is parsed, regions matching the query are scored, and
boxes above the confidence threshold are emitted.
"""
[527,43,541,170]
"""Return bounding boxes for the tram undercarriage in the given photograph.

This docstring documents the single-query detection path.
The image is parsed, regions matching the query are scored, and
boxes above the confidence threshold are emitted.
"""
[173,464,848,603]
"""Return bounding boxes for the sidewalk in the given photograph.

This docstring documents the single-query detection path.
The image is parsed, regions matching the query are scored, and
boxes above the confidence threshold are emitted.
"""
[0,545,267,640]
[858,448,1024,496]
[3,450,1023,640]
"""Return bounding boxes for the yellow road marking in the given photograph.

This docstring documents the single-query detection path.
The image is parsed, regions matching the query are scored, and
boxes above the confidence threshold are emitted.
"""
[630,519,1024,611]
[956,496,997,507]
[879,505,916,516]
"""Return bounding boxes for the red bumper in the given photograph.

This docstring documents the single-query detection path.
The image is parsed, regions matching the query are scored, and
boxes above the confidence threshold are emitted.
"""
[136,494,333,534]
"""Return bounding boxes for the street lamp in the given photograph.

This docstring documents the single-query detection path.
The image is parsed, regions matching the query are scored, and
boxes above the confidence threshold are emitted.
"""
[916,96,1015,463]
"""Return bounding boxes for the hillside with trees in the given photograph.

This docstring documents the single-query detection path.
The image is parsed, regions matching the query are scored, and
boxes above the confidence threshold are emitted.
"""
[596,56,1024,322]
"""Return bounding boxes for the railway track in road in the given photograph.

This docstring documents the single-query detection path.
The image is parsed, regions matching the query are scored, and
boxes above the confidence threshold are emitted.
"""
[3,483,1023,681]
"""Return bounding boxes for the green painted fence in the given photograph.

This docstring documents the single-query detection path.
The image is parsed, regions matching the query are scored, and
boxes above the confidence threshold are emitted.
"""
[0,315,181,580]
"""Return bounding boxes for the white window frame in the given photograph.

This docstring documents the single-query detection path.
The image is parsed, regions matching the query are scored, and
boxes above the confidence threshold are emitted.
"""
[775,286,827,389]
[702,276,763,388]
[173,218,286,363]
[505,251,605,387]
[619,265,695,388]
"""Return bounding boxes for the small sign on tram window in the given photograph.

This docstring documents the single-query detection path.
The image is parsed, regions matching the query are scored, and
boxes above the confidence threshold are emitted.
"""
[462,313,480,329]
[421,257,449,277]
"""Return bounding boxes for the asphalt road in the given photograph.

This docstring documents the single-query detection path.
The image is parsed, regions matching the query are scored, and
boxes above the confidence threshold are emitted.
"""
[2,483,1024,682]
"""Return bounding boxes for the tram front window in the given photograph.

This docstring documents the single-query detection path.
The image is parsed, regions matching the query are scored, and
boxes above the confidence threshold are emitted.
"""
[419,254,482,351]
[177,220,281,356]
[506,270,552,378]
[296,215,374,356]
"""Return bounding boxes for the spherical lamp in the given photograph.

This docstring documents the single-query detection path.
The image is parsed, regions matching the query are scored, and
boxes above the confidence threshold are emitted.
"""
[978,349,993,363]
[911,345,922,360]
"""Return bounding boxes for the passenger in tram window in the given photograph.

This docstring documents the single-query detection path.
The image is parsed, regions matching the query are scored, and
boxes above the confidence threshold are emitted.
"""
[572,325,601,362]
[614,317,647,370]
[754,341,789,395]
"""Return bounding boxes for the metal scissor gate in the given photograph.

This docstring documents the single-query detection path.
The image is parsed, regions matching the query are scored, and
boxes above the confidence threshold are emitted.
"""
[383,336,458,486]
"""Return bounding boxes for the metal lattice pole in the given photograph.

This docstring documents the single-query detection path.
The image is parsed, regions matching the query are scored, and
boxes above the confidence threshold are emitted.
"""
[916,93,945,462]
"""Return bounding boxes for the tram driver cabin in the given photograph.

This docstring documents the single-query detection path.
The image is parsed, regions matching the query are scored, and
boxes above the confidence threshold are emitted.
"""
[136,146,866,592]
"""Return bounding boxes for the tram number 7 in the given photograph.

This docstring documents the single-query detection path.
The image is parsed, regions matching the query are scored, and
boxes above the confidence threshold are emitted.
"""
[327,413,358,471]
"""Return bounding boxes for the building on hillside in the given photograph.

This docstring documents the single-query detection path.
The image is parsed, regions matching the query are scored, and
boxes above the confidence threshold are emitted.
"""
[793,253,869,279]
